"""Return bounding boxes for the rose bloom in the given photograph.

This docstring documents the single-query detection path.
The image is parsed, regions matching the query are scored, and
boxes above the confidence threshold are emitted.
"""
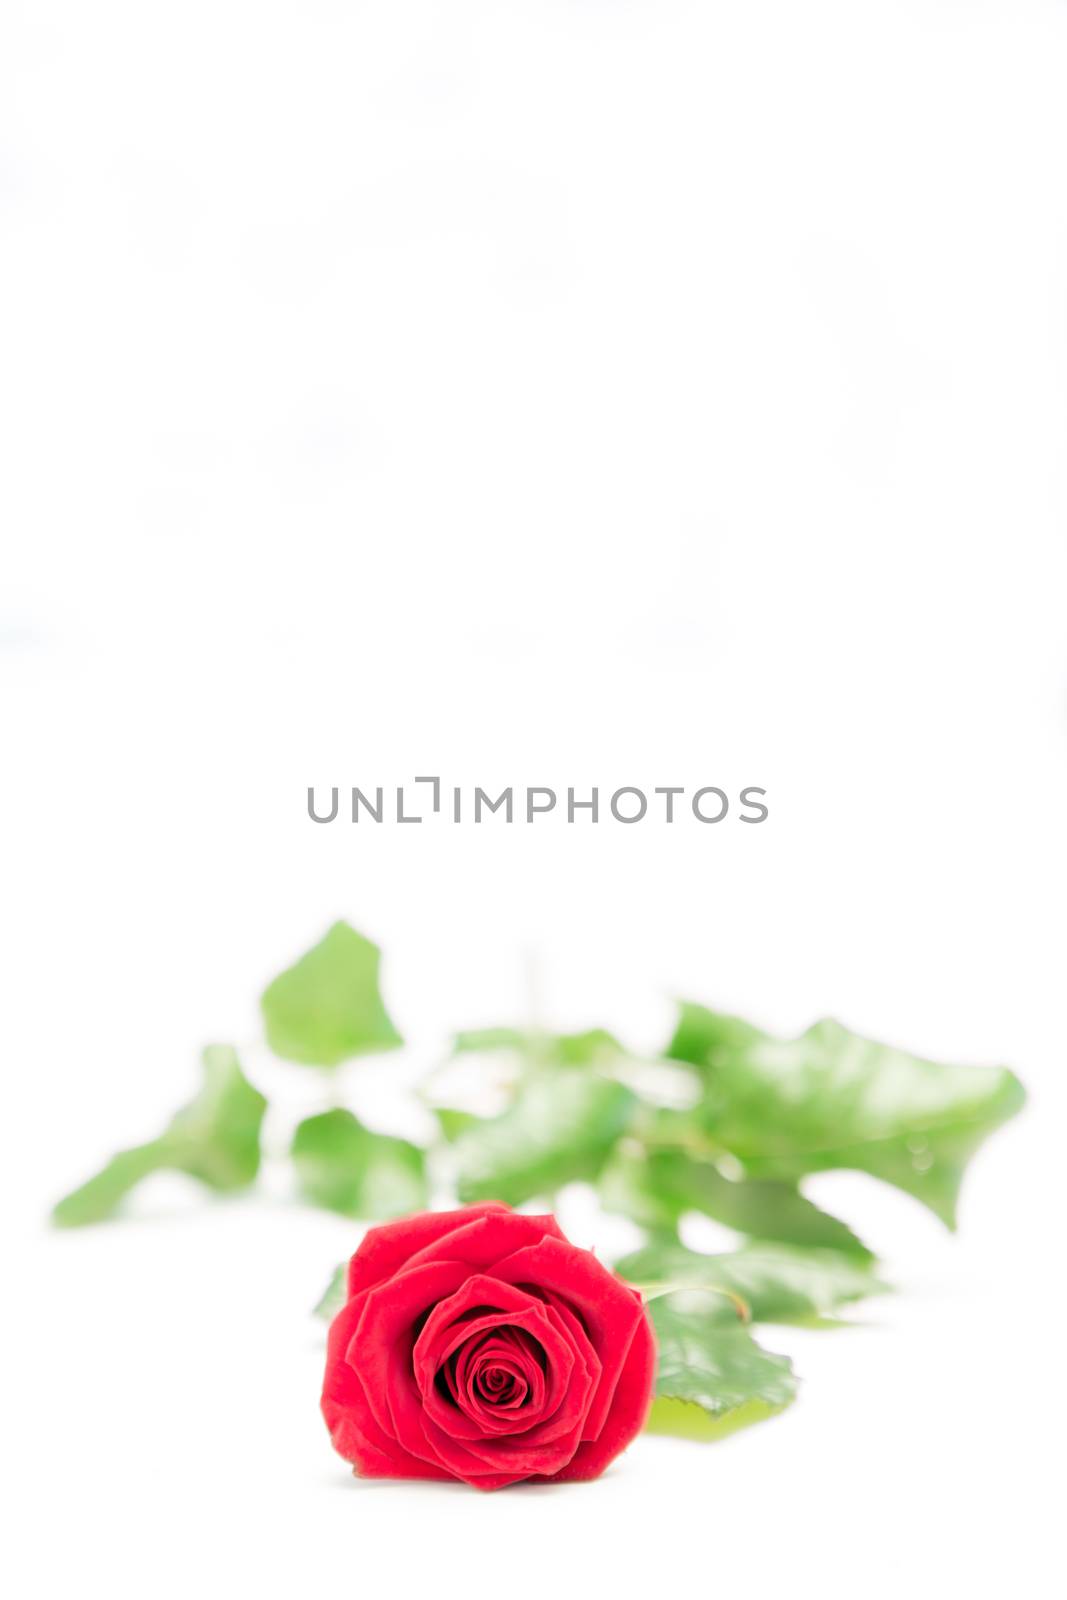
[322,1202,657,1489]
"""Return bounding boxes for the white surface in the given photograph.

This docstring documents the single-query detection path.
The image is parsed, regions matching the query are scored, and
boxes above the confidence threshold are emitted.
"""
[3,3,1067,1596]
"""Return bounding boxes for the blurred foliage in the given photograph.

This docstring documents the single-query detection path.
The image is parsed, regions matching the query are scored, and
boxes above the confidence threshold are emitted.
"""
[452,1069,636,1205]
[291,1109,426,1219]
[666,1003,1025,1227]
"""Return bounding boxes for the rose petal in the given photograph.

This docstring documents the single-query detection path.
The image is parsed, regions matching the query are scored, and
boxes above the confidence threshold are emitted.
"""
[345,1263,533,1482]
[384,1335,532,1481]
[490,1235,645,1441]
[346,1204,509,1298]
[540,1303,657,1482]
[401,1209,567,1279]
[350,1259,472,1443]
[322,1293,449,1480]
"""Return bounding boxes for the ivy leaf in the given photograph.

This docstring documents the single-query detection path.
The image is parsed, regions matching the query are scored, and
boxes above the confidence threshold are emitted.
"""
[668,1004,1025,1226]
[261,921,402,1068]
[646,1289,797,1440]
[52,1045,266,1227]
[291,1109,426,1218]
[453,1071,636,1205]
[313,1263,347,1322]
[599,1142,872,1258]
[618,1240,887,1323]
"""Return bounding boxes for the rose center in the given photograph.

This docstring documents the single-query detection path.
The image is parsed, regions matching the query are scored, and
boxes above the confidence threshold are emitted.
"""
[436,1322,548,1423]
[474,1359,526,1407]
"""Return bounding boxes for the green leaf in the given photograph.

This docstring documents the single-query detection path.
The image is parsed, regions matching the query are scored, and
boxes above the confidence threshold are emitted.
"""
[646,1289,797,1440]
[291,1109,426,1218]
[261,921,402,1067]
[453,1026,623,1067]
[599,1142,872,1258]
[453,1070,636,1206]
[313,1263,347,1322]
[52,1045,266,1227]
[617,1240,888,1323]
[668,1004,1025,1226]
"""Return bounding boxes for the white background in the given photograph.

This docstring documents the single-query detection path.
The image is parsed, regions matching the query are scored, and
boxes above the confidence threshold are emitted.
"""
[3,2,1066,1596]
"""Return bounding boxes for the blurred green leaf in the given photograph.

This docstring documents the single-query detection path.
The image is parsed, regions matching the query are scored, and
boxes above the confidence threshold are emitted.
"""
[599,1141,872,1258]
[668,1003,765,1069]
[51,1140,173,1229]
[646,1289,797,1440]
[452,1027,527,1053]
[291,1109,426,1218]
[617,1240,888,1323]
[597,1141,681,1233]
[166,1044,269,1189]
[53,1045,266,1227]
[261,921,402,1067]
[453,1070,636,1205]
[668,1004,1025,1225]
[431,1106,483,1142]
[544,1028,623,1066]
[313,1263,347,1322]
[453,1025,623,1067]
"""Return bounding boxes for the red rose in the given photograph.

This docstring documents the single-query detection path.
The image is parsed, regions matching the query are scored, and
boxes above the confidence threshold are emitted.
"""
[322,1202,657,1489]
